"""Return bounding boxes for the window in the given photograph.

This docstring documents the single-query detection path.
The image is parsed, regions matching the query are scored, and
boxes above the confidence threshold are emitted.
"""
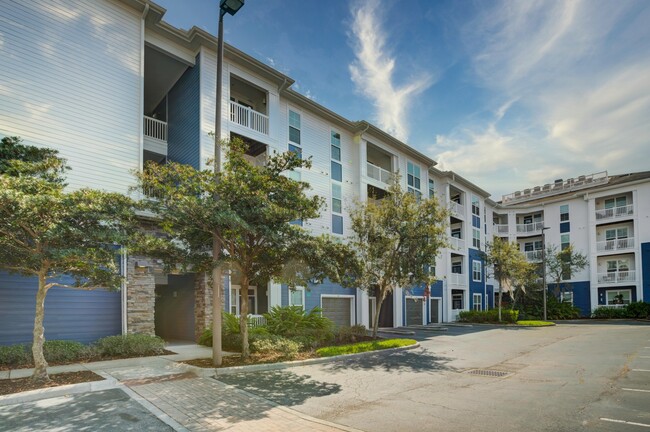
[524,241,542,252]
[472,228,481,249]
[331,161,342,182]
[561,234,570,250]
[451,227,461,238]
[331,183,342,214]
[472,261,482,282]
[332,215,343,235]
[471,195,480,216]
[607,289,631,305]
[560,291,573,305]
[606,227,628,240]
[331,131,341,161]
[451,261,463,274]
[473,293,482,311]
[288,144,302,159]
[287,170,301,182]
[452,291,463,310]
[428,179,435,198]
[289,287,305,309]
[230,287,257,315]
[560,222,570,233]
[560,205,569,222]
[407,161,421,194]
[289,110,301,144]
[605,196,627,209]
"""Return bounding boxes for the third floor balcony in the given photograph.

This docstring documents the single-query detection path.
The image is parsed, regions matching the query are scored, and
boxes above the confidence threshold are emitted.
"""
[230,100,269,135]
[516,221,545,236]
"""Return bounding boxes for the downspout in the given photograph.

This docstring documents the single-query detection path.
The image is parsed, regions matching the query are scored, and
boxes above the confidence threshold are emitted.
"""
[121,246,128,335]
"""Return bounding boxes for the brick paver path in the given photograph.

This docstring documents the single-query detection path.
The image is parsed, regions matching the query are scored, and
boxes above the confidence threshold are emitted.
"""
[126,374,358,432]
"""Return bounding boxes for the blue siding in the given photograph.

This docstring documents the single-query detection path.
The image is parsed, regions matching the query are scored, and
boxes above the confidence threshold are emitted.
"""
[570,281,591,317]
[486,284,494,308]
[468,249,485,309]
[0,272,121,345]
[281,280,356,318]
[167,55,200,168]
[642,242,650,302]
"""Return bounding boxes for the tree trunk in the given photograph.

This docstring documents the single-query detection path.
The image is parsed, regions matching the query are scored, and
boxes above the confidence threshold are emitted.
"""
[497,279,503,322]
[239,275,250,359]
[212,235,223,367]
[371,286,387,339]
[32,273,50,383]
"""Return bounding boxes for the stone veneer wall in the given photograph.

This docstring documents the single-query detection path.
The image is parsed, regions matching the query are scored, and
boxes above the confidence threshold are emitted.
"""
[194,273,212,341]
[126,256,156,335]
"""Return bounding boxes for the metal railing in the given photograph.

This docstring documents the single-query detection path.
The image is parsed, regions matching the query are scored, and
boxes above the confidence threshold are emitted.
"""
[596,237,634,252]
[230,101,269,135]
[597,270,636,284]
[448,272,467,286]
[143,116,167,142]
[595,204,634,221]
[449,201,464,217]
[494,224,509,234]
[366,162,393,184]
[516,221,544,235]
[523,250,543,261]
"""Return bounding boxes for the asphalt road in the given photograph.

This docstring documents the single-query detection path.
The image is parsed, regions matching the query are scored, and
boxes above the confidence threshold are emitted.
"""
[217,321,650,432]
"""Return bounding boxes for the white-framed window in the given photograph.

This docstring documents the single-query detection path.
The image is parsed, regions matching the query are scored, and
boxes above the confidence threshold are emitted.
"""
[407,161,421,196]
[452,291,463,310]
[560,204,569,222]
[606,289,631,305]
[451,260,463,274]
[560,291,574,305]
[472,261,482,282]
[471,195,480,217]
[607,259,629,273]
[289,286,305,309]
[605,196,627,209]
[289,109,301,145]
[605,227,628,240]
[331,131,341,162]
[428,179,435,198]
[473,293,482,311]
[451,227,462,239]
[472,228,481,249]
[230,286,257,315]
[331,129,343,235]
[561,234,570,250]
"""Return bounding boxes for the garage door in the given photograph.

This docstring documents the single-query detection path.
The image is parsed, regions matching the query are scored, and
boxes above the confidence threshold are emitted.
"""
[321,297,352,327]
[405,298,423,326]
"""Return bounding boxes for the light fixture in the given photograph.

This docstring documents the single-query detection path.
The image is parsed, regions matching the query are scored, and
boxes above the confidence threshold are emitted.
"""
[220,0,244,16]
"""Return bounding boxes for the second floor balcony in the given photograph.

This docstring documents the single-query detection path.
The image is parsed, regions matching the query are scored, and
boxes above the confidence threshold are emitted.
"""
[596,237,635,253]
[448,272,467,286]
[230,100,269,136]
[595,204,634,222]
[494,224,509,235]
[597,270,636,285]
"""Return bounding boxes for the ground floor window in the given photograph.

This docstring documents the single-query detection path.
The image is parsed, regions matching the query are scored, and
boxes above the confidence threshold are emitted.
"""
[230,286,257,315]
[452,290,464,310]
[473,293,482,311]
[560,291,574,305]
[289,287,305,309]
[607,289,631,305]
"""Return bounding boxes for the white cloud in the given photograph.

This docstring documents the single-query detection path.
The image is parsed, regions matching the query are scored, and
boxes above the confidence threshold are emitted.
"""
[348,0,433,141]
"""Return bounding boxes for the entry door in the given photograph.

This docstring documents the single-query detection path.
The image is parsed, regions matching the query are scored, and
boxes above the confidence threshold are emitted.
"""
[405,298,424,326]
[429,299,440,324]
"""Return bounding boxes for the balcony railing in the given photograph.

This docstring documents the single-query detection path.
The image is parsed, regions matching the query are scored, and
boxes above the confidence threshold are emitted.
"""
[494,224,509,235]
[595,204,634,221]
[230,101,269,135]
[236,314,267,328]
[597,270,636,284]
[143,116,167,142]
[523,250,543,261]
[450,201,464,217]
[596,237,635,253]
[448,272,467,286]
[516,221,544,235]
[366,162,393,184]
[449,236,466,251]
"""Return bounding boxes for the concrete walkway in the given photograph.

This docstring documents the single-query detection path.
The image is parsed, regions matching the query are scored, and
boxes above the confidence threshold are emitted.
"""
[1,343,359,432]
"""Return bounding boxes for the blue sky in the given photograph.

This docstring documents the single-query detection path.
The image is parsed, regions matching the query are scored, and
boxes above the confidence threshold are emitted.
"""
[155,0,650,198]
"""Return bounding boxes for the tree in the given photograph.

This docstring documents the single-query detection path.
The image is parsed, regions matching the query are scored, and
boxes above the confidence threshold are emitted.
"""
[545,244,588,300]
[136,138,351,360]
[346,178,448,338]
[484,237,534,321]
[0,137,137,382]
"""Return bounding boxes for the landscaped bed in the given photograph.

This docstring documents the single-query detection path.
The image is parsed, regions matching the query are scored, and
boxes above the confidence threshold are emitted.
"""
[515,320,556,327]
[0,371,104,396]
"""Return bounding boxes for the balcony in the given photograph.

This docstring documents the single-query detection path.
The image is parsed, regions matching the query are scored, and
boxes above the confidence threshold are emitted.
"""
[596,237,635,253]
[143,116,168,155]
[523,250,543,262]
[450,201,465,218]
[597,270,636,284]
[516,221,544,235]
[494,224,509,235]
[448,272,467,286]
[230,101,269,135]
[366,162,393,185]
[449,236,466,251]
[595,204,634,222]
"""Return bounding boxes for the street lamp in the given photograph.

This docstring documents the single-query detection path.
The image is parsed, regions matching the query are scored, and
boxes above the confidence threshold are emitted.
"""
[212,0,244,367]
[541,226,550,321]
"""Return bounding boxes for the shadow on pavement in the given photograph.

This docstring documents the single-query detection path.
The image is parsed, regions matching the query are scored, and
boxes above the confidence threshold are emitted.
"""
[322,346,456,374]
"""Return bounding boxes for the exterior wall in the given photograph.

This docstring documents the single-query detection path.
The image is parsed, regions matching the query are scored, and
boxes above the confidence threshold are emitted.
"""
[167,55,201,168]
[0,0,142,193]
[126,256,156,336]
[468,248,486,310]
[642,243,650,302]
[570,281,591,317]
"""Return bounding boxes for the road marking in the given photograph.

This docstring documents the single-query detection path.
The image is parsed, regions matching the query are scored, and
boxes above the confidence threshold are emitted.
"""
[600,418,650,428]
[622,388,650,393]
[632,369,650,372]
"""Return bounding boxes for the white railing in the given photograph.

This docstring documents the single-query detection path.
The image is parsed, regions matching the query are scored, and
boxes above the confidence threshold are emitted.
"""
[366,162,393,184]
[597,270,636,284]
[523,250,543,261]
[236,314,267,328]
[601,304,628,309]
[449,201,464,217]
[596,237,635,252]
[141,186,164,200]
[516,221,544,235]
[449,236,466,251]
[448,272,467,286]
[143,116,167,142]
[595,204,634,221]
[229,101,269,135]
[494,224,509,234]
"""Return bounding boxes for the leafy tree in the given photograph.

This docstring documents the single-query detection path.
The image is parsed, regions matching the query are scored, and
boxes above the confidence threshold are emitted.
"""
[0,137,137,382]
[346,178,448,338]
[136,138,352,359]
[545,244,588,299]
[483,237,534,321]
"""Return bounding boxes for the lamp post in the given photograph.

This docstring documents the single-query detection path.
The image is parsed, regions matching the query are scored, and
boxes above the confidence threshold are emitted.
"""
[541,226,550,321]
[212,0,244,367]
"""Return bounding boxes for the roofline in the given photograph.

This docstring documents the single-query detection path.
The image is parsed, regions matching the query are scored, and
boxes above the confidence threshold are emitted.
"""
[430,167,491,198]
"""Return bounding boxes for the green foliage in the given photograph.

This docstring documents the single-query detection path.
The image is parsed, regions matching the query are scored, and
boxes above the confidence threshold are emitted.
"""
[94,334,165,357]
[458,309,519,323]
[42,340,87,363]
[198,323,270,350]
[0,136,68,184]
[546,244,589,295]
[520,295,581,320]
[626,301,650,319]
[334,325,368,344]
[251,335,301,359]
[316,339,416,357]
[592,302,650,319]
[263,305,334,343]
[516,321,556,327]
[0,344,31,367]
[222,312,241,335]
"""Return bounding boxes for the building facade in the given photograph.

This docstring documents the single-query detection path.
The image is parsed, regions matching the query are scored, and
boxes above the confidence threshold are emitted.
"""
[0,0,648,344]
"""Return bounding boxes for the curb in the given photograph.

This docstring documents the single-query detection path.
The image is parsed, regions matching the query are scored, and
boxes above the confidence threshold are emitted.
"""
[181,341,420,377]
[0,371,118,406]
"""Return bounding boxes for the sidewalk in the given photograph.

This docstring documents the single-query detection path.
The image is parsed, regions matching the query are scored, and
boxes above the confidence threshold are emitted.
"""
[1,343,360,432]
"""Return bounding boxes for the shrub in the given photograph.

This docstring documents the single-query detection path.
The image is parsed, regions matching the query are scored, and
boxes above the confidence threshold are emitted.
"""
[43,340,87,363]
[626,301,650,319]
[335,325,368,344]
[458,309,519,324]
[0,344,31,367]
[592,306,630,319]
[251,335,301,359]
[264,306,334,343]
[94,334,165,357]
[200,325,270,351]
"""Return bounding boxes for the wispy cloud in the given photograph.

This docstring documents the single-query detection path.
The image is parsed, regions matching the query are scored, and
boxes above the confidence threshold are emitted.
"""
[348,0,433,141]
[432,0,650,198]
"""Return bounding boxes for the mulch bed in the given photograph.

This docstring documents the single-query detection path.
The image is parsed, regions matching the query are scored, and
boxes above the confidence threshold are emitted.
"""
[183,351,317,369]
[0,371,104,396]
[0,349,177,372]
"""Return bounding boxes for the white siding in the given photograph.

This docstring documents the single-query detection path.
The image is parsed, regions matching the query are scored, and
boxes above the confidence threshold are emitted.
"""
[0,0,142,193]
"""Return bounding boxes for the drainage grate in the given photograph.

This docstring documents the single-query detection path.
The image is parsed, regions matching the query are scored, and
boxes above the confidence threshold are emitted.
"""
[464,369,512,378]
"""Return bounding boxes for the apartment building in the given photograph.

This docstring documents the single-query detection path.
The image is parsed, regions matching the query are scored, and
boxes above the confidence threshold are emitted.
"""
[0,1,648,345]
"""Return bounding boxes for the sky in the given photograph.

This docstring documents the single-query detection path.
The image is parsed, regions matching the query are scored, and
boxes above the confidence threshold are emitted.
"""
[154,0,650,199]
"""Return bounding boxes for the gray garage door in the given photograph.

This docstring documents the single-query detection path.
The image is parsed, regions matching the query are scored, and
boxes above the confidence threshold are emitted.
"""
[405,298,423,326]
[321,297,352,327]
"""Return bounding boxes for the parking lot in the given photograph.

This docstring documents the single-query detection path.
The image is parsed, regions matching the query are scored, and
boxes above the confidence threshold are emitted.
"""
[218,321,650,432]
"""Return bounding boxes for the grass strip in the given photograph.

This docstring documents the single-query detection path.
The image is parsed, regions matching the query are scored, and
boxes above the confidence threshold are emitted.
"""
[316,339,417,357]
[516,320,556,327]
